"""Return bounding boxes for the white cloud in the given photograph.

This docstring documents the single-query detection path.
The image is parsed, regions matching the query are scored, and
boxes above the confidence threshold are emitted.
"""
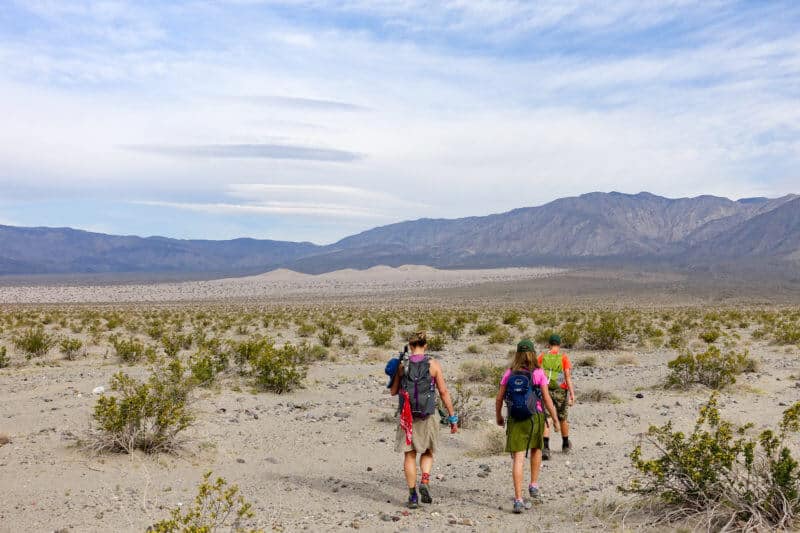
[0,0,798,240]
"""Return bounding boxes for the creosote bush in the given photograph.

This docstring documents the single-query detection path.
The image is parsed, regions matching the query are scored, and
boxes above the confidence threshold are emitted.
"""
[251,341,307,394]
[448,382,482,429]
[90,360,193,454]
[59,337,83,360]
[666,345,754,390]
[12,326,55,358]
[111,335,152,364]
[0,346,8,368]
[148,471,258,533]
[623,394,800,531]
[583,315,625,350]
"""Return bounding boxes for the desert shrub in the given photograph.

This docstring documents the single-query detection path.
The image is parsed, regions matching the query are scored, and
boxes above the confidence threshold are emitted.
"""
[472,426,506,456]
[161,335,182,358]
[488,326,512,345]
[367,324,394,347]
[578,388,618,403]
[59,337,83,360]
[148,471,257,533]
[297,342,329,362]
[189,351,227,387]
[297,322,316,338]
[502,310,521,326]
[111,335,152,364]
[12,326,55,358]
[614,354,638,366]
[427,335,446,352]
[448,382,482,429]
[699,328,722,344]
[466,344,481,354]
[230,337,268,374]
[0,346,8,368]
[474,322,498,336]
[89,360,193,454]
[337,334,358,350]
[666,346,753,390]
[576,355,596,367]
[667,334,686,350]
[774,322,800,345]
[251,342,307,393]
[536,323,580,349]
[583,315,625,350]
[623,394,800,531]
[460,360,504,384]
[317,322,342,347]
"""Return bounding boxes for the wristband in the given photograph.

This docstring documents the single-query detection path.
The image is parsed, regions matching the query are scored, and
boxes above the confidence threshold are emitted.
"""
[448,414,459,425]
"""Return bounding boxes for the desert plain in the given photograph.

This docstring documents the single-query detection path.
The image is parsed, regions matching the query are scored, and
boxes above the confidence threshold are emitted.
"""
[1,266,799,532]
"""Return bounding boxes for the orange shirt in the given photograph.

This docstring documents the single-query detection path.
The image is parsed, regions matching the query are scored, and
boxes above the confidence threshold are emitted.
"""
[537,349,571,389]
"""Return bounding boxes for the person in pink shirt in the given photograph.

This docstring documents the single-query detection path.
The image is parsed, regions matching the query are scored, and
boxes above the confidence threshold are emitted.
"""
[495,339,560,513]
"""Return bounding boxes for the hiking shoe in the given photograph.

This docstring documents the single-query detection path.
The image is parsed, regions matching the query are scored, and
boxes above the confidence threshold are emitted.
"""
[512,499,524,514]
[562,441,572,454]
[407,491,419,509]
[542,447,551,460]
[528,485,540,499]
[419,483,432,504]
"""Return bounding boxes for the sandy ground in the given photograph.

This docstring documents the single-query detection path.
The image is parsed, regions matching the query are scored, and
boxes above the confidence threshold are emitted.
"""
[1,269,799,532]
[0,266,564,304]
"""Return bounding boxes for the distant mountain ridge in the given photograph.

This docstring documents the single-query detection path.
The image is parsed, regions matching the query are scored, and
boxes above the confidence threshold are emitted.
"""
[1,191,798,276]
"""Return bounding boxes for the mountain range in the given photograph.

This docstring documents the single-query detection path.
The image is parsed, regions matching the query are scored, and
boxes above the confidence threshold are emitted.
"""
[1,192,798,277]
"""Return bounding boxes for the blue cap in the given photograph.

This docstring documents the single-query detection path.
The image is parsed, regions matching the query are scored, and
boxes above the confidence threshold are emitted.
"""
[385,357,401,388]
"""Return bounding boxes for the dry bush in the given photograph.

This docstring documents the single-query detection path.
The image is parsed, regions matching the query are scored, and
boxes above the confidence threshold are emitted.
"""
[471,426,506,456]
[614,354,639,366]
[583,315,625,350]
[578,388,619,403]
[459,360,504,383]
[0,346,8,368]
[576,355,596,367]
[0,433,10,446]
[59,337,83,360]
[448,382,483,429]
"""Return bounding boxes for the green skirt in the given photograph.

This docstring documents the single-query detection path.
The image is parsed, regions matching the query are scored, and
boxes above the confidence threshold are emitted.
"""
[505,413,545,453]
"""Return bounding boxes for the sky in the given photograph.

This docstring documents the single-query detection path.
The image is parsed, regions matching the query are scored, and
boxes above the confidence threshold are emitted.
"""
[1,0,799,244]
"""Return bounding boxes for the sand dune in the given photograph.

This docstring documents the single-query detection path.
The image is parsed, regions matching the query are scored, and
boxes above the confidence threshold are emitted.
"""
[0,265,566,303]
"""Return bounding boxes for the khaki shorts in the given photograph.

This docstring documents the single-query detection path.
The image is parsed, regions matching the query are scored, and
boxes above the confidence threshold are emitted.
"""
[395,415,440,454]
[546,387,569,422]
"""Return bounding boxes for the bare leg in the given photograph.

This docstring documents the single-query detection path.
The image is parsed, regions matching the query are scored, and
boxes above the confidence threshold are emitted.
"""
[511,452,524,500]
[403,451,417,489]
[560,420,569,437]
[420,449,433,477]
[543,418,550,438]
[529,448,542,485]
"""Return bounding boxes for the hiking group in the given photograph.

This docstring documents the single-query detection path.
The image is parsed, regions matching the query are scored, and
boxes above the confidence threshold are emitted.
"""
[386,331,575,513]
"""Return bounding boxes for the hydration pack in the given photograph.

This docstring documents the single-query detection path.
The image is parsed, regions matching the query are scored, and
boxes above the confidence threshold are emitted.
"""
[504,370,544,421]
[400,356,436,419]
[541,351,566,390]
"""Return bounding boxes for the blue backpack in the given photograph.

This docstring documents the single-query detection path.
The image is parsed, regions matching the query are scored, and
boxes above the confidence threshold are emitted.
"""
[504,370,543,421]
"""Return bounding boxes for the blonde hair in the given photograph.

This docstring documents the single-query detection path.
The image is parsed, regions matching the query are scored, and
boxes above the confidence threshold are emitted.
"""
[510,350,538,372]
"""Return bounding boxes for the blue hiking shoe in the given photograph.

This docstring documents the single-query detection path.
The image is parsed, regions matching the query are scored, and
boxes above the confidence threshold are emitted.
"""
[529,485,540,498]
[512,499,524,514]
[407,491,419,509]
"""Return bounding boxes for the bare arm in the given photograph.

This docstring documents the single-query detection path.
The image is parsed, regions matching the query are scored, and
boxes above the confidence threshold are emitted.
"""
[390,364,403,396]
[431,360,455,417]
[565,367,575,405]
[495,384,506,426]
[541,386,560,433]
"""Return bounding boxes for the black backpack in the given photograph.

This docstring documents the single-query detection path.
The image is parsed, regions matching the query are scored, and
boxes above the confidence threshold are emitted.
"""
[400,356,436,419]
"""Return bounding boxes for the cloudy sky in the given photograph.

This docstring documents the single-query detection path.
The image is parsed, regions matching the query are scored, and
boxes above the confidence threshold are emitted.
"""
[1,1,799,243]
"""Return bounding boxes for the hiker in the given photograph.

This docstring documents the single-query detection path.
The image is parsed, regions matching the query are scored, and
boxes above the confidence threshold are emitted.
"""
[389,331,458,509]
[495,339,560,514]
[539,334,575,459]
